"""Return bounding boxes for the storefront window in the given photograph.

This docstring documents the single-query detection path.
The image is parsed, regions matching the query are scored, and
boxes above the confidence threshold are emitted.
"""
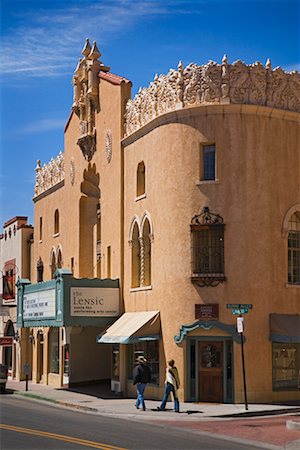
[112,344,120,380]
[64,344,69,376]
[272,343,300,390]
[49,327,59,374]
[128,341,159,385]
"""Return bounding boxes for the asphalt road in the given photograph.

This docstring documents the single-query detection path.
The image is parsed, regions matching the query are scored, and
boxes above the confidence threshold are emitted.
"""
[1,395,265,450]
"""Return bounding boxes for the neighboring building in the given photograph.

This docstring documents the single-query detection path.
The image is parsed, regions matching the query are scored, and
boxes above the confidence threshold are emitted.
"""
[0,216,33,379]
[17,41,300,403]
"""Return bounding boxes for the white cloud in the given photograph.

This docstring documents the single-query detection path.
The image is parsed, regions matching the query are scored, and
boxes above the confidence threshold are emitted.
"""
[18,118,67,135]
[1,0,198,78]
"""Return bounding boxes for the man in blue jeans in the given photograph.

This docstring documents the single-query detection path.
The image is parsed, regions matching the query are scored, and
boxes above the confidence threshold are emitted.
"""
[132,355,151,411]
[157,359,180,412]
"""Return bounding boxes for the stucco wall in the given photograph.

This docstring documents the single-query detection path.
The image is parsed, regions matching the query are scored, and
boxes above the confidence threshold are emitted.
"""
[123,104,300,402]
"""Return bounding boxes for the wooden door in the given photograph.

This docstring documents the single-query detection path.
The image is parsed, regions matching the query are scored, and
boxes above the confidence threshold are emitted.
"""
[199,341,223,402]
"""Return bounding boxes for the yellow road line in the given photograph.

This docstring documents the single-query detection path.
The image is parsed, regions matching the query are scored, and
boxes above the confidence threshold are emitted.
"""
[0,423,128,450]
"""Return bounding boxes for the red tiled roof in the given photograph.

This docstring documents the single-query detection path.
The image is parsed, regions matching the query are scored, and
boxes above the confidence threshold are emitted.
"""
[3,216,27,228]
[99,71,131,85]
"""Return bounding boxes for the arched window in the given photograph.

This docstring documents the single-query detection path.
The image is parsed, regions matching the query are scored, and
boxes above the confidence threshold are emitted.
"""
[54,209,59,235]
[51,251,56,279]
[37,257,44,282]
[39,217,43,241]
[131,223,140,288]
[57,248,62,269]
[137,161,145,197]
[142,218,151,286]
[288,211,300,284]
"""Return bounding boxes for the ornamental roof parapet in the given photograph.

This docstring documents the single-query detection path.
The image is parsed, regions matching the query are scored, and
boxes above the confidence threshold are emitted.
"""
[124,56,300,136]
[34,151,65,198]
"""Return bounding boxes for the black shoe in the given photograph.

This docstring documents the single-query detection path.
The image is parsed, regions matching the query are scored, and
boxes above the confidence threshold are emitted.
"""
[157,407,165,411]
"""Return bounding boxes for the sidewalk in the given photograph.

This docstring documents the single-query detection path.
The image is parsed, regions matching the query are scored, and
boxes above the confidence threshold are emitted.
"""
[4,379,300,420]
[4,379,300,450]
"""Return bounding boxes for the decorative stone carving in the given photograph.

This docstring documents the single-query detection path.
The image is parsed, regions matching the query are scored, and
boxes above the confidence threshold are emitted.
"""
[105,129,112,163]
[34,152,65,197]
[72,38,110,161]
[69,157,75,185]
[124,57,300,136]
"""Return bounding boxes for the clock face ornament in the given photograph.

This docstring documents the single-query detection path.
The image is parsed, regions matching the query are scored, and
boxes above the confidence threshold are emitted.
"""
[70,158,75,185]
[105,129,112,163]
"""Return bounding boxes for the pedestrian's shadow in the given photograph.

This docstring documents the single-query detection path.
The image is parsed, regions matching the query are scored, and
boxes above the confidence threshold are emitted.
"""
[151,409,202,414]
[0,388,14,395]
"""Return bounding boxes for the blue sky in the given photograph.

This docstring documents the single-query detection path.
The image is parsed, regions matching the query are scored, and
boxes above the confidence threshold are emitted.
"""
[1,0,299,226]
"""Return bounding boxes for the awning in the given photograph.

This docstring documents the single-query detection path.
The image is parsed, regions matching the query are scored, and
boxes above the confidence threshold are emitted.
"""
[97,310,160,344]
[269,314,300,343]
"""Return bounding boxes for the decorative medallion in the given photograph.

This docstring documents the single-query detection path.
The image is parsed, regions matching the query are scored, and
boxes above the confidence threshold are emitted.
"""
[105,129,112,163]
[70,158,75,185]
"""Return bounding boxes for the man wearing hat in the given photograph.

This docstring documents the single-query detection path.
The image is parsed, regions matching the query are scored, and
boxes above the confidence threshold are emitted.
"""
[132,355,151,411]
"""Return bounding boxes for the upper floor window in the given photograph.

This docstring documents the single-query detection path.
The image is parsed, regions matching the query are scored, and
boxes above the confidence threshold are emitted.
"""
[201,144,216,181]
[39,217,43,241]
[37,257,44,282]
[54,209,59,235]
[137,161,145,197]
[191,207,225,287]
[288,211,300,285]
[131,223,140,288]
[57,249,62,269]
[130,215,153,289]
[51,250,56,279]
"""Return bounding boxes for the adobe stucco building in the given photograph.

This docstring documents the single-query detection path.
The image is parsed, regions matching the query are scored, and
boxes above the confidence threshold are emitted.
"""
[17,40,300,404]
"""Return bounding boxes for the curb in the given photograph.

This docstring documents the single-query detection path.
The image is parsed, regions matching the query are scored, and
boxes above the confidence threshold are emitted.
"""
[15,391,98,413]
[287,420,300,431]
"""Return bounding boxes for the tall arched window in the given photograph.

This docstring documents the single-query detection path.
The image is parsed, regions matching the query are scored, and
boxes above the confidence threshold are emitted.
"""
[131,223,140,288]
[142,219,151,286]
[137,161,145,197]
[288,211,300,284]
[51,251,56,279]
[37,257,44,282]
[54,209,59,235]
[39,217,43,241]
[57,248,62,269]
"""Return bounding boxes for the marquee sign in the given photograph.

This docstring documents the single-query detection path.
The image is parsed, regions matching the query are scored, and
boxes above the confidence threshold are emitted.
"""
[23,289,56,320]
[70,287,119,317]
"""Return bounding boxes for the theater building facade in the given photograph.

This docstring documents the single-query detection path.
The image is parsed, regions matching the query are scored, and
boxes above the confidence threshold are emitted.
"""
[18,40,300,403]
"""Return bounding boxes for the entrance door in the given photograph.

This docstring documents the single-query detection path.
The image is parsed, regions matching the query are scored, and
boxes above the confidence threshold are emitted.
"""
[199,341,223,402]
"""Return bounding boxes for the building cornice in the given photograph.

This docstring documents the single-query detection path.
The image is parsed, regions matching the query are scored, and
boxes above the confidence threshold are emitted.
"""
[122,103,300,147]
[124,57,300,139]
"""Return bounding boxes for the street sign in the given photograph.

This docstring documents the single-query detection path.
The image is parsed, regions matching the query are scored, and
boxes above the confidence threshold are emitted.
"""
[232,308,249,315]
[237,316,244,333]
[24,363,30,376]
[226,304,253,309]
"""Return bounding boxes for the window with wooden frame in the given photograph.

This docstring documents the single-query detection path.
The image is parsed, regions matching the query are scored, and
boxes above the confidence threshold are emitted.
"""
[201,144,216,181]
[137,161,145,197]
[54,209,59,235]
[288,211,300,285]
[191,207,225,287]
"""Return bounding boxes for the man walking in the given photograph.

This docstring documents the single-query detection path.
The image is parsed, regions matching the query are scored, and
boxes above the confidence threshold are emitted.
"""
[132,355,151,411]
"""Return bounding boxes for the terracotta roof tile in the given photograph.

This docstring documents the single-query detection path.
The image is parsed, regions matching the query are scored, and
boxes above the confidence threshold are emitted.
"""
[99,71,131,85]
